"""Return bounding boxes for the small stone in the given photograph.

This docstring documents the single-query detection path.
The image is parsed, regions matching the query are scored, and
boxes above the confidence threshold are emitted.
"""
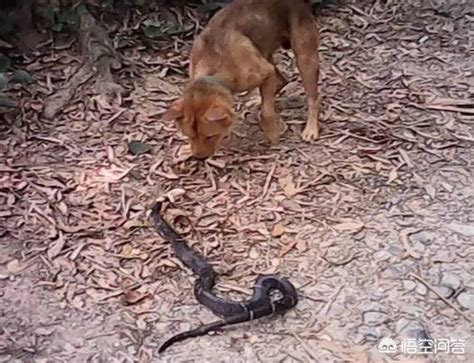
[457,292,474,310]
[63,342,75,353]
[447,223,474,236]
[363,311,389,326]
[410,230,435,245]
[402,280,417,291]
[357,325,380,341]
[396,319,430,341]
[441,273,461,290]
[249,247,259,259]
[6,259,21,274]
[416,283,427,295]
[432,285,455,299]
[127,345,137,355]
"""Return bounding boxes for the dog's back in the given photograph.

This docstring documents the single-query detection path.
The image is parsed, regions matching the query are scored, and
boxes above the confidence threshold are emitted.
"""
[196,0,312,59]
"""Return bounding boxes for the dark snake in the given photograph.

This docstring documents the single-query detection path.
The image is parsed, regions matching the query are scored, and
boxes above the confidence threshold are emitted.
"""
[150,201,298,352]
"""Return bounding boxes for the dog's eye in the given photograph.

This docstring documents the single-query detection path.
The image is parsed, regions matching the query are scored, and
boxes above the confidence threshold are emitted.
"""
[206,135,217,141]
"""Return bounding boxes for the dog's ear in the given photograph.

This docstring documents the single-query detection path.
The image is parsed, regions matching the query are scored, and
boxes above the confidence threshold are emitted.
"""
[163,98,184,121]
[205,104,231,122]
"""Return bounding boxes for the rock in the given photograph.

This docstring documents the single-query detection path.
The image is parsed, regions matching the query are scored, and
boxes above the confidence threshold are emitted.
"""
[432,285,455,299]
[447,223,474,236]
[441,273,461,290]
[6,259,21,274]
[249,247,259,259]
[403,280,417,291]
[416,283,427,295]
[410,230,435,245]
[396,319,430,341]
[457,292,474,310]
[357,325,380,341]
[363,311,389,326]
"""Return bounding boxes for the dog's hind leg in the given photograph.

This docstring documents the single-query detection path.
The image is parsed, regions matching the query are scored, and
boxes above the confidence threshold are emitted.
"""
[275,67,288,95]
[290,10,320,142]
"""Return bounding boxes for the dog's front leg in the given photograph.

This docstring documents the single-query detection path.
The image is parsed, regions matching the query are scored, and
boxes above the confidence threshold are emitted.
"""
[291,15,320,141]
[259,70,281,145]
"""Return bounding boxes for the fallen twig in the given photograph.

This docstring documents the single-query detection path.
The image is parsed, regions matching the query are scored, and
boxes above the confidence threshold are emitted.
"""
[409,273,473,324]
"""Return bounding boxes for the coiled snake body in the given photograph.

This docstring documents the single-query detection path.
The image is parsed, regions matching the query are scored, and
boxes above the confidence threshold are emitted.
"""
[150,201,298,352]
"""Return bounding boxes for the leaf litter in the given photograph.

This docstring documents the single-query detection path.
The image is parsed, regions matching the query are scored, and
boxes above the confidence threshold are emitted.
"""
[1,0,474,361]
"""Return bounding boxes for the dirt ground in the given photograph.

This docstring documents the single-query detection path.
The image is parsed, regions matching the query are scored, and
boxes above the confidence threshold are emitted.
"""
[1,0,473,362]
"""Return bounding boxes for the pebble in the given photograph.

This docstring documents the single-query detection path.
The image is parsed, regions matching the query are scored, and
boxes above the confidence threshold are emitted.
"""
[403,280,417,291]
[457,292,474,310]
[382,261,416,280]
[396,319,430,341]
[357,325,380,341]
[127,345,137,355]
[440,273,461,290]
[363,311,389,326]
[416,283,427,295]
[447,223,474,236]
[410,230,435,245]
[432,285,455,299]
[249,247,259,259]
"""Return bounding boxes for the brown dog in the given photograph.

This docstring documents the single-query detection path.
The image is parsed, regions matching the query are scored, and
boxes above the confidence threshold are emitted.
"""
[163,0,320,158]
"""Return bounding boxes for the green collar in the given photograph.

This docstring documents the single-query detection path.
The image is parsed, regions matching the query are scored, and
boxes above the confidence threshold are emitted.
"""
[196,75,231,92]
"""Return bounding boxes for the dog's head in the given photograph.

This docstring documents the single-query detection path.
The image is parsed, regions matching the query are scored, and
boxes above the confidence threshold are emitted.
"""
[163,79,235,159]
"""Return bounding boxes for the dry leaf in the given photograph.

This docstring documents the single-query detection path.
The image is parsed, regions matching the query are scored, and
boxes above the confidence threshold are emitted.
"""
[206,158,226,168]
[424,184,436,199]
[167,188,186,202]
[334,221,364,232]
[249,247,259,259]
[122,290,150,306]
[279,174,297,197]
[387,168,398,184]
[48,233,66,259]
[271,223,285,238]
[277,239,297,258]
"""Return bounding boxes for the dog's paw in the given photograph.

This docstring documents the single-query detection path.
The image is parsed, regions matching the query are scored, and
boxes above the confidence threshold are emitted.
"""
[301,124,319,142]
[266,126,281,145]
[261,115,281,145]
